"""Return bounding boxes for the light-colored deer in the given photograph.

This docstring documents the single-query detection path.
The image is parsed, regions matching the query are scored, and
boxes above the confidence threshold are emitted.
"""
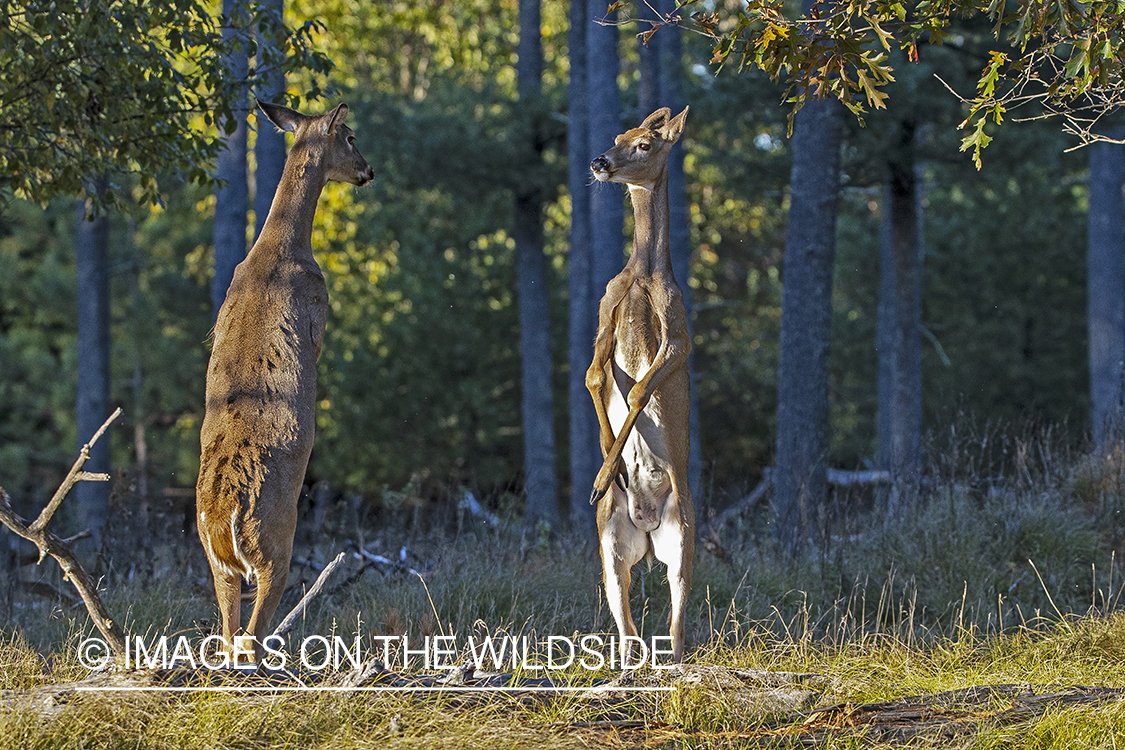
[586,106,694,663]
[196,100,373,664]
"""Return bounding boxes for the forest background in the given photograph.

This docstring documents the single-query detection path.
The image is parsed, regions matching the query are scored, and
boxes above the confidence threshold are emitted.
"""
[0,0,1108,565]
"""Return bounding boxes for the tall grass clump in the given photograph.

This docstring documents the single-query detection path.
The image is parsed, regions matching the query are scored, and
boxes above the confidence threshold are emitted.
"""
[688,420,1125,650]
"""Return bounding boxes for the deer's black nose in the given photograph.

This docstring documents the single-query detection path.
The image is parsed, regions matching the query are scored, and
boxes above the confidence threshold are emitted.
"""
[590,156,610,172]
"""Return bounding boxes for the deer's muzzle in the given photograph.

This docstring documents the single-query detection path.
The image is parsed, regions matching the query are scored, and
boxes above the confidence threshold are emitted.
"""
[590,155,612,180]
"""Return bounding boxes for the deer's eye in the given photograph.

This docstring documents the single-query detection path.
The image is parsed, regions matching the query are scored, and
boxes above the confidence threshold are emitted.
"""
[347,135,356,145]
[637,142,651,151]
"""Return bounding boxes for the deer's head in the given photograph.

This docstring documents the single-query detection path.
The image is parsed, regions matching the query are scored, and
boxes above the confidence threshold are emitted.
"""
[590,106,688,189]
[257,100,375,187]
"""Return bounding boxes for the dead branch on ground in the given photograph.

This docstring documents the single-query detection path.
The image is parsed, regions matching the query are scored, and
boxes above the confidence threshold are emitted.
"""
[271,551,347,639]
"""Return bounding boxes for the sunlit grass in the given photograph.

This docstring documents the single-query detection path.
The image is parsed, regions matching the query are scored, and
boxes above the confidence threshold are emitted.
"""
[6,444,1125,747]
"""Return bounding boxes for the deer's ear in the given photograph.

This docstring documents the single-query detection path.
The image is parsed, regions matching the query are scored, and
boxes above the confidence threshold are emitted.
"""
[325,103,349,135]
[640,107,672,133]
[660,106,689,145]
[257,100,302,133]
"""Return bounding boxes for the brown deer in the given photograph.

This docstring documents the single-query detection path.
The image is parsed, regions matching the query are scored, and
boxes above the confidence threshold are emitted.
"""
[586,106,694,663]
[196,100,373,664]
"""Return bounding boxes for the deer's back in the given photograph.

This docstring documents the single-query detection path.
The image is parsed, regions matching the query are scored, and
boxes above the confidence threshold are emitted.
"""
[197,250,328,521]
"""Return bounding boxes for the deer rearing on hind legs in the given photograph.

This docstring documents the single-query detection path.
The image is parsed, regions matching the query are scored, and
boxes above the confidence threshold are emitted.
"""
[586,106,694,664]
[196,100,374,665]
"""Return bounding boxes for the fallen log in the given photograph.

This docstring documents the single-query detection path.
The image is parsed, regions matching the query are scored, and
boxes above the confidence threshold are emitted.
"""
[707,467,893,537]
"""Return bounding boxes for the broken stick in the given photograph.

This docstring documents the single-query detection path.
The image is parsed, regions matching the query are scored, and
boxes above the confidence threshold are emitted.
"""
[271,551,347,639]
[0,408,125,655]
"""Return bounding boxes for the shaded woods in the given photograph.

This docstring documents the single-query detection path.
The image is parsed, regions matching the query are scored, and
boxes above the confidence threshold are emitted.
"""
[0,0,1114,588]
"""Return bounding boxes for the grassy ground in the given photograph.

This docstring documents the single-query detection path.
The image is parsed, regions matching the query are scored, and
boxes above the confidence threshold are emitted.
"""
[4,439,1125,747]
[4,610,1125,747]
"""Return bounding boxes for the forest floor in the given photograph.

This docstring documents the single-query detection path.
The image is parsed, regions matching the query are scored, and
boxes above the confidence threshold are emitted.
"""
[4,539,1125,750]
[2,615,1125,748]
[6,440,1125,747]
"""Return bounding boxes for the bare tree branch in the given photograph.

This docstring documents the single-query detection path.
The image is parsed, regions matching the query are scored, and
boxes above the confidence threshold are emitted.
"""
[0,408,126,656]
[30,407,121,537]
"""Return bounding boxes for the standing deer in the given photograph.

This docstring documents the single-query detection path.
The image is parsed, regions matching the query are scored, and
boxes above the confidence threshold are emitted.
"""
[586,106,694,663]
[196,100,374,664]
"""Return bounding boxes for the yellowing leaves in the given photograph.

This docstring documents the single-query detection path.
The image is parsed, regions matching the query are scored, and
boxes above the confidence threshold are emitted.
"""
[856,70,890,108]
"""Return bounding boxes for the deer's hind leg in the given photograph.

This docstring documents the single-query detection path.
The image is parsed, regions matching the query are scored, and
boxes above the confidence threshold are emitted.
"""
[245,553,290,664]
[649,476,694,663]
[242,476,300,664]
[598,486,649,666]
[209,564,242,662]
[198,497,247,664]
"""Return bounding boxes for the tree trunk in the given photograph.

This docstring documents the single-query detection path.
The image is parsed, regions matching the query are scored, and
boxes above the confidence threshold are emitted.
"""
[652,0,703,507]
[212,0,249,321]
[578,0,624,524]
[876,120,922,515]
[75,183,110,549]
[638,13,658,116]
[253,0,286,245]
[568,0,598,536]
[587,0,623,294]
[127,217,148,511]
[773,94,843,557]
[517,0,559,527]
[1088,132,1125,452]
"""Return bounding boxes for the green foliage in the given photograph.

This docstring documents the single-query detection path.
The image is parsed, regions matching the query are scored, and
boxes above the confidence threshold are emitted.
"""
[288,0,572,495]
[685,67,790,493]
[0,0,332,210]
[922,121,1088,429]
[0,199,77,507]
[0,0,1101,515]
[671,0,1125,160]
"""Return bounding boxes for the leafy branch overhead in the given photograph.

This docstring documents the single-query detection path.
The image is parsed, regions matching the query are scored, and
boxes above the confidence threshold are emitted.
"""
[619,0,1125,165]
[0,0,333,210]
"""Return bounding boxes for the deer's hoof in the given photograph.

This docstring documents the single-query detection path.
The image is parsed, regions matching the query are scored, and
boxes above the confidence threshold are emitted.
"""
[590,485,607,505]
[615,471,628,491]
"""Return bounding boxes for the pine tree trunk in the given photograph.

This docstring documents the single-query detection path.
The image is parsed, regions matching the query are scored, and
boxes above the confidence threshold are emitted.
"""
[587,0,623,294]
[75,184,110,548]
[876,121,922,515]
[774,94,843,557]
[253,0,286,244]
[568,0,598,536]
[517,0,559,527]
[1087,133,1125,451]
[653,0,702,508]
[212,0,249,320]
[579,0,624,524]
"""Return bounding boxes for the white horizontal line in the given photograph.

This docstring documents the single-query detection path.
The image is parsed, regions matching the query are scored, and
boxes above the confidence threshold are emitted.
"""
[75,685,676,693]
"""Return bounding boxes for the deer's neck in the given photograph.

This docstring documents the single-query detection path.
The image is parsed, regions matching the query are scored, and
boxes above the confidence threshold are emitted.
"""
[626,168,672,277]
[255,140,328,257]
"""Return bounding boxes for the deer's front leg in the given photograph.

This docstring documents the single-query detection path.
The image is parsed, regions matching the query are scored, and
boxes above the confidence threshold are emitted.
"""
[586,357,629,504]
[587,277,634,504]
[593,308,691,503]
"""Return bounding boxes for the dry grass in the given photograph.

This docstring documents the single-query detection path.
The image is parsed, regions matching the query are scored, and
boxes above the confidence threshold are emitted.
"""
[5,442,1125,747]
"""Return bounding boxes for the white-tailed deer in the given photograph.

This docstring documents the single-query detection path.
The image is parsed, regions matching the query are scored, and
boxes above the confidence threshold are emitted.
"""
[196,100,373,664]
[586,106,694,663]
